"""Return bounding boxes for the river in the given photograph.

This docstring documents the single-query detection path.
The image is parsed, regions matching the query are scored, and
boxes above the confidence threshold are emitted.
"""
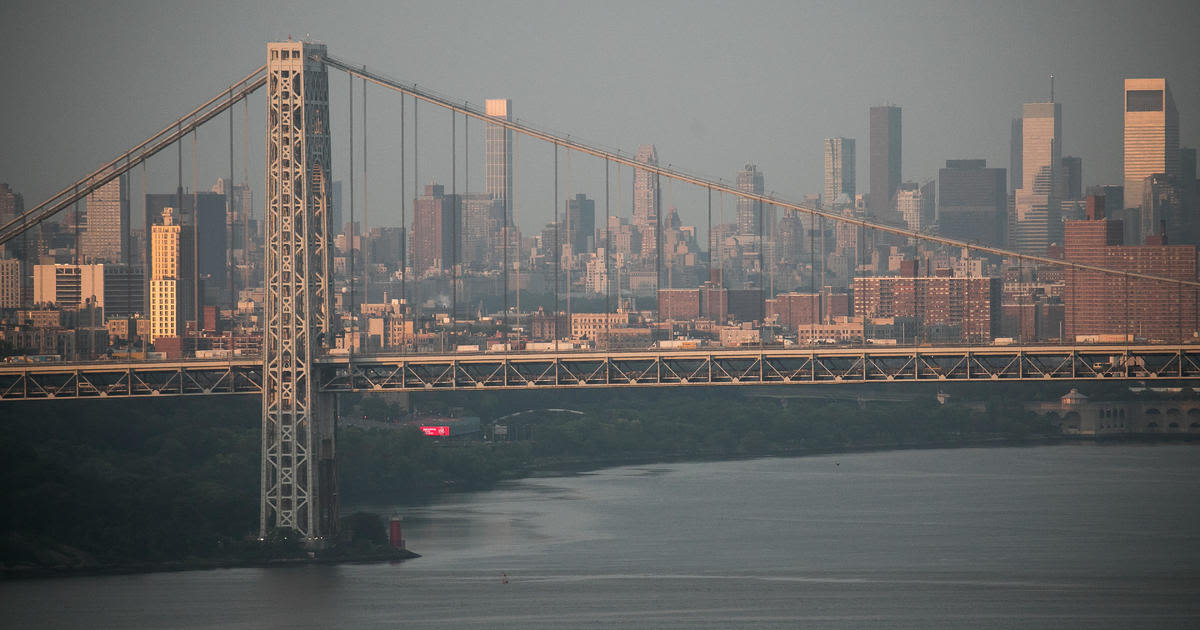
[3,444,1199,628]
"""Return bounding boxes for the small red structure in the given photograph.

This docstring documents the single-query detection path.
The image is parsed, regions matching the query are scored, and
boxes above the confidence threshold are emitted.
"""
[389,516,404,549]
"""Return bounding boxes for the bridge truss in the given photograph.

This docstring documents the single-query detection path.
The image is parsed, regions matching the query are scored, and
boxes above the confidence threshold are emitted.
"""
[4,345,1199,401]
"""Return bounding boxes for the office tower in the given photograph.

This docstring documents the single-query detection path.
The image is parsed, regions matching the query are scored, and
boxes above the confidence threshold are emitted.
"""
[81,175,128,263]
[1011,102,1062,255]
[1124,78,1179,208]
[869,106,902,218]
[0,182,29,262]
[735,164,766,236]
[329,181,343,237]
[938,160,1007,247]
[149,207,181,342]
[413,184,460,274]
[1064,212,1197,341]
[1010,118,1023,193]
[33,263,105,308]
[461,193,503,267]
[0,258,18,308]
[485,99,513,203]
[1061,156,1082,200]
[566,193,596,254]
[823,138,856,209]
[896,181,935,233]
[633,144,659,254]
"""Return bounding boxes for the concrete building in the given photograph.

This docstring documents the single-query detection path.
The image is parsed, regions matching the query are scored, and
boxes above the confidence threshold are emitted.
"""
[1124,78,1179,210]
[823,138,856,209]
[566,193,596,254]
[633,144,659,256]
[735,163,767,237]
[33,264,104,308]
[485,99,513,203]
[1010,118,1022,193]
[869,105,902,218]
[413,184,460,275]
[896,181,935,233]
[1011,102,1063,256]
[82,175,128,264]
[0,258,19,308]
[149,207,181,342]
[937,159,1007,247]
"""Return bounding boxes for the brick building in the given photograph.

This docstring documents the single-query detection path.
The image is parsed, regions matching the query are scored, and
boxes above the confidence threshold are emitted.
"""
[853,267,1001,343]
[1063,199,1199,342]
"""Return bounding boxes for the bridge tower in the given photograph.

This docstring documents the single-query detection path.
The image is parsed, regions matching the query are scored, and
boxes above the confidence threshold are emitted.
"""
[261,41,336,541]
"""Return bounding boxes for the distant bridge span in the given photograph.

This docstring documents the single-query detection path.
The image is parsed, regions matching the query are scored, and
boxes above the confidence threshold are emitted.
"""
[3,345,1198,401]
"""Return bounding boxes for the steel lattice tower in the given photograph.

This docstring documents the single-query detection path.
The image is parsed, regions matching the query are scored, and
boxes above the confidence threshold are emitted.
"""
[261,41,336,541]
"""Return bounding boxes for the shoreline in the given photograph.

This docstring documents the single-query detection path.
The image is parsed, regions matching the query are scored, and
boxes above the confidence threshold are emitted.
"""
[8,434,1196,582]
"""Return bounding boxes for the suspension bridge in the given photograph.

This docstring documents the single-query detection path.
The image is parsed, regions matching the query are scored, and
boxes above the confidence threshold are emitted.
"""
[3,41,1199,544]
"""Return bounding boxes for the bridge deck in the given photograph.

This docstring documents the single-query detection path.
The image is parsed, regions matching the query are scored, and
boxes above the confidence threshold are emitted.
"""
[2,345,1198,401]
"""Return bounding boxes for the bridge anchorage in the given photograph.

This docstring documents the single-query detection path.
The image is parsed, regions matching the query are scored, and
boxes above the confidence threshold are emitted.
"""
[5,40,1200,546]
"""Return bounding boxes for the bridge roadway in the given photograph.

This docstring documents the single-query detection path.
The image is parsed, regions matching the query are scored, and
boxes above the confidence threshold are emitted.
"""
[2,344,1199,401]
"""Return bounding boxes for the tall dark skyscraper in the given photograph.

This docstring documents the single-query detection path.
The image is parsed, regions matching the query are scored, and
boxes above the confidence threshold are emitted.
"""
[565,193,596,254]
[869,105,901,218]
[938,159,1007,247]
[1010,118,1023,193]
[1061,156,1083,200]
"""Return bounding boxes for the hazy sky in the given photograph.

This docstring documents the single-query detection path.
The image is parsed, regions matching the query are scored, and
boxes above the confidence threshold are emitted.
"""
[2,0,1197,235]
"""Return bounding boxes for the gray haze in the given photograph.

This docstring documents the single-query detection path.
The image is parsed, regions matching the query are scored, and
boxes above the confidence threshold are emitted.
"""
[2,0,1198,235]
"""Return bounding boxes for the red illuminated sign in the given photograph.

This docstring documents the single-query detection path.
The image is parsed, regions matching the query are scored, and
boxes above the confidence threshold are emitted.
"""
[421,425,450,436]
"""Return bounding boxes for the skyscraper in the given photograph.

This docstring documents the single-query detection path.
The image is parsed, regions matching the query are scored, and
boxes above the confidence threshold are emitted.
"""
[150,207,181,342]
[633,144,659,255]
[81,175,128,263]
[735,163,765,236]
[937,159,1007,247]
[1010,118,1023,193]
[1011,102,1062,255]
[413,184,459,274]
[823,138,855,209]
[896,181,935,233]
[566,193,596,254]
[485,99,513,203]
[1124,78,1179,208]
[869,106,901,218]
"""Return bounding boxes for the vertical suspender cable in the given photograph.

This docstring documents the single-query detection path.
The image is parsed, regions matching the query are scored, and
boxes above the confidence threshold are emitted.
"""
[242,98,249,289]
[707,187,712,284]
[565,149,571,332]
[513,133,520,343]
[553,143,559,349]
[229,85,235,311]
[349,76,355,346]
[192,129,199,329]
[655,169,661,322]
[400,86,406,309]
[362,75,369,313]
[605,159,611,322]
[73,184,79,266]
[450,111,458,328]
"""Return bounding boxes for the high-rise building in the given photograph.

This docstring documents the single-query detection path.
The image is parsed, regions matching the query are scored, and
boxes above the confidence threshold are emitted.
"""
[81,175,128,263]
[0,258,19,308]
[1011,102,1062,255]
[413,184,459,275]
[896,181,935,233]
[149,207,181,342]
[735,164,766,236]
[633,144,659,255]
[1124,78,1179,209]
[1064,210,1197,342]
[1010,118,1023,193]
[485,99,513,204]
[1061,156,1082,200]
[823,138,855,209]
[461,193,503,267]
[938,160,1007,247]
[0,183,29,262]
[869,106,901,218]
[565,193,596,255]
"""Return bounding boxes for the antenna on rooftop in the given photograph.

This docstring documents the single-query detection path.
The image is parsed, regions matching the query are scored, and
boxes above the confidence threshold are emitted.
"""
[1050,74,1055,102]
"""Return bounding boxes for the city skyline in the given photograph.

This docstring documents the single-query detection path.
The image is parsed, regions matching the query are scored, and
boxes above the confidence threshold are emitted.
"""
[2,1,1198,239]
